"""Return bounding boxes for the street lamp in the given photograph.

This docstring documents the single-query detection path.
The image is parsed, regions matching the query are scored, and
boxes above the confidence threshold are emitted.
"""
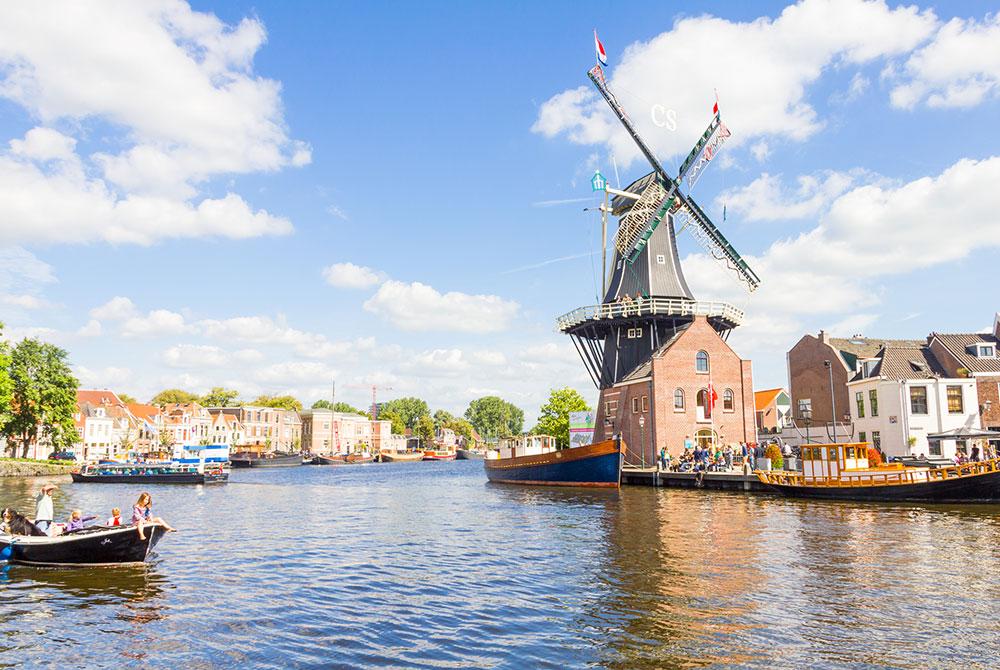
[824,360,837,442]
[638,414,646,469]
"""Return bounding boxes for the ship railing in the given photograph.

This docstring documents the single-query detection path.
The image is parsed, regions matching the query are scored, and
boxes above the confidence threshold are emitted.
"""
[556,298,744,331]
[757,457,1000,487]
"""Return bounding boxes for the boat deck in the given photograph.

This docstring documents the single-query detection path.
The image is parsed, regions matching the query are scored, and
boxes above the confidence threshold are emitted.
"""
[622,467,770,492]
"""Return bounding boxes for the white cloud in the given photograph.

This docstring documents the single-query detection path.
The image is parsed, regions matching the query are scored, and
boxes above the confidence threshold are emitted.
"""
[76,319,102,337]
[326,205,349,220]
[121,309,191,338]
[90,296,137,321]
[163,344,231,368]
[364,281,520,333]
[254,361,336,385]
[0,3,304,245]
[75,365,132,389]
[198,314,371,359]
[890,13,1000,109]
[532,0,936,165]
[322,262,384,289]
[0,294,47,309]
[750,141,771,162]
[719,169,871,222]
[0,246,56,310]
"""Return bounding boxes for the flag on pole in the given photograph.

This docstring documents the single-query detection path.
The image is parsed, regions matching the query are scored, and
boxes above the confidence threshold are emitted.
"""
[707,382,718,411]
[712,91,719,116]
[594,30,608,66]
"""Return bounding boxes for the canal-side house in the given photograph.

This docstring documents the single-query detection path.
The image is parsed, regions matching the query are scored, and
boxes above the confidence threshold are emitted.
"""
[126,403,162,453]
[161,402,212,447]
[846,345,980,460]
[754,388,791,435]
[300,409,393,454]
[212,406,301,453]
[926,314,1000,448]
[72,390,141,461]
[788,331,924,432]
[209,411,245,448]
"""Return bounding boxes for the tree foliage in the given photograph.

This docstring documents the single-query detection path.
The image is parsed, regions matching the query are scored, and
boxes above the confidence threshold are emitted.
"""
[0,322,11,435]
[414,414,435,447]
[252,394,303,412]
[118,392,137,405]
[378,408,406,435]
[532,387,590,449]
[2,338,79,457]
[464,396,523,439]
[151,389,199,405]
[444,417,475,445]
[201,387,240,408]
[381,397,429,429]
[432,409,455,429]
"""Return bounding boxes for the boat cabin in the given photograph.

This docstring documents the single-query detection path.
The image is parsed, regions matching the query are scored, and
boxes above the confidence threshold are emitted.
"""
[800,443,869,479]
[497,435,557,459]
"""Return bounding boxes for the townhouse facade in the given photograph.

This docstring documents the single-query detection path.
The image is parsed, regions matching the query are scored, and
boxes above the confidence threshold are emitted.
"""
[300,409,392,454]
[212,406,301,453]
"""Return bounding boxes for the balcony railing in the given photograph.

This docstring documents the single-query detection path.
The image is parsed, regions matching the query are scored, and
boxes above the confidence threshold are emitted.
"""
[556,297,744,331]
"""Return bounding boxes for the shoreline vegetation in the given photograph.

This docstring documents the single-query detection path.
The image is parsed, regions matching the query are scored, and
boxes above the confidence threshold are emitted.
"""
[0,458,76,478]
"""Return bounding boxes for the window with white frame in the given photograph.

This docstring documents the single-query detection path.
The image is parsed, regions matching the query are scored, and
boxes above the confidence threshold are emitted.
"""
[696,350,709,373]
[673,388,685,411]
[626,327,643,339]
[723,389,735,412]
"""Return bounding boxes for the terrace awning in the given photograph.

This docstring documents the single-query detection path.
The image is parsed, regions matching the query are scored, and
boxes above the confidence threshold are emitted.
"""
[926,427,1000,440]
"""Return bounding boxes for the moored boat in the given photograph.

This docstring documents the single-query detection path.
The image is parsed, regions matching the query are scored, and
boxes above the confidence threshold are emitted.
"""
[379,450,424,462]
[313,453,375,465]
[484,436,622,488]
[71,463,227,484]
[1,523,166,567]
[230,451,302,468]
[456,448,485,460]
[423,449,456,461]
[756,442,1000,503]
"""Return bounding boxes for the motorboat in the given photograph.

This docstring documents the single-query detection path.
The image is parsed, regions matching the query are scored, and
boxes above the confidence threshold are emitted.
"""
[0,523,166,567]
[230,451,302,468]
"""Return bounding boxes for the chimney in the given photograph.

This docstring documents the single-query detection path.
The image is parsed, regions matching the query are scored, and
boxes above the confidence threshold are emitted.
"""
[994,312,1000,339]
[819,329,829,343]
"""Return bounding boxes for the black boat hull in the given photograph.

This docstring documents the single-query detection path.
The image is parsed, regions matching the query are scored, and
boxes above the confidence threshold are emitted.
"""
[0,524,165,566]
[71,471,227,484]
[230,452,302,468]
[764,469,1000,503]
[456,449,484,460]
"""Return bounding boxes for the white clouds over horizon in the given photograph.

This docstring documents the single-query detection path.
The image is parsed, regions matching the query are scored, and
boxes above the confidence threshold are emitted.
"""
[323,262,384,289]
[363,281,521,333]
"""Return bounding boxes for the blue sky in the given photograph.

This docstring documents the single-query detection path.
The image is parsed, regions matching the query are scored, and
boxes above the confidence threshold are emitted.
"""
[1,1,999,422]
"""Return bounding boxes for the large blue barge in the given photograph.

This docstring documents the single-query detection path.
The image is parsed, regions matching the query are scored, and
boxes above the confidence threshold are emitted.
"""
[484,438,622,488]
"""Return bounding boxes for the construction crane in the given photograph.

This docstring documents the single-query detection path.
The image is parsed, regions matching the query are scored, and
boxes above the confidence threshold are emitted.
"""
[344,383,394,420]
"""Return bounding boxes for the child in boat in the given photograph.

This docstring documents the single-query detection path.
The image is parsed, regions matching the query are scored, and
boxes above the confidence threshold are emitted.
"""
[106,508,123,527]
[65,509,97,533]
[132,492,176,540]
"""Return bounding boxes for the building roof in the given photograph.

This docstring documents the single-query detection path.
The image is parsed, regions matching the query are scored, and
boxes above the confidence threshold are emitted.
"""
[754,388,784,411]
[621,324,691,382]
[77,389,125,407]
[931,332,1000,373]
[127,403,160,421]
[852,346,947,382]
[829,336,926,360]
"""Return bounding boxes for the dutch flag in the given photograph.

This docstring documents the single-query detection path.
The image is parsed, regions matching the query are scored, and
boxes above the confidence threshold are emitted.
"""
[594,30,608,66]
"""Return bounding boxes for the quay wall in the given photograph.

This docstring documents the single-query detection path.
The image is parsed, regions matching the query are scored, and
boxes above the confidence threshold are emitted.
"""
[0,460,76,478]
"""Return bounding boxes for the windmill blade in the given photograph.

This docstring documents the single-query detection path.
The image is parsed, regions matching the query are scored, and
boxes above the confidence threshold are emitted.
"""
[586,64,759,292]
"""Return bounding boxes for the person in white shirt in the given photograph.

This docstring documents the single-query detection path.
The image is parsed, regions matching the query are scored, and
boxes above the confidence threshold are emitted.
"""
[34,483,58,534]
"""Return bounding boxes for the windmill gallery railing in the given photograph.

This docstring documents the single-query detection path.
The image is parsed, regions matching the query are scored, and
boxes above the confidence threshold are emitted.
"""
[556,297,744,332]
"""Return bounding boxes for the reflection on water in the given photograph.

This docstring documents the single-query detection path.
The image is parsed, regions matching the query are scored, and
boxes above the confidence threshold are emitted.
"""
[2,463,1000,668]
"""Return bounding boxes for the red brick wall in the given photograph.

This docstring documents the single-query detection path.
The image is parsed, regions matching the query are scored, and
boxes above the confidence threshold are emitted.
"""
[788,333,851,426]
[593,317,754,462]
[977,376,1000,428]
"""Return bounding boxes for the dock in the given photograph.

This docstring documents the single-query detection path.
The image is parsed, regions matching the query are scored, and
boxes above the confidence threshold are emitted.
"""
[621,467,772,493]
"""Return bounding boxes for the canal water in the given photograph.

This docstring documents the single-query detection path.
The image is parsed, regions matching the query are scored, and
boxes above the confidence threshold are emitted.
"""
[1,461,999,668]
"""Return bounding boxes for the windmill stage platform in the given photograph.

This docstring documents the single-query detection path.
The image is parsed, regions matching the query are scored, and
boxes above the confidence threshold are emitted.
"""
[557,298,743,334]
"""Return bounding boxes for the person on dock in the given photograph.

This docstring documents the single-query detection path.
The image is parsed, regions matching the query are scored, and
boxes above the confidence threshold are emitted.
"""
[132,492,177,540]
[33,484,57,535]
[659,446,668,471]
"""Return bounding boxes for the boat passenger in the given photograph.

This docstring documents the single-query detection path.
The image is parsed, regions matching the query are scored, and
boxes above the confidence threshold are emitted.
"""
[132,492,176,540]
[107,508,123,526]
[65,510,97,533]
[33,483,57,534]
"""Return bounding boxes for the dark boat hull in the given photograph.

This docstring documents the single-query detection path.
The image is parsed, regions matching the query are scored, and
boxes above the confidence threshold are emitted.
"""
[0,525,165,566]
[456,449,484,460]
[71,471,227,484]
[379,451,424,462]
[313,454,375,465]
[230,452,302,468]
[484,439,621,488]
[764,469,1000,503]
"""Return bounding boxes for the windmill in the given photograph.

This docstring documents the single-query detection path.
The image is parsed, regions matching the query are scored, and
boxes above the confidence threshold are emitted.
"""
[557,47,761,392]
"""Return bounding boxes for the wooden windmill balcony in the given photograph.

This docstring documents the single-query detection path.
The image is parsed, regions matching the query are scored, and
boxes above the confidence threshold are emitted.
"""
[556,297,743,333]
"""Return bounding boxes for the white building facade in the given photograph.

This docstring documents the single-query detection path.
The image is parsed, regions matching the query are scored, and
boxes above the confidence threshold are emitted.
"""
[848,346,980,460]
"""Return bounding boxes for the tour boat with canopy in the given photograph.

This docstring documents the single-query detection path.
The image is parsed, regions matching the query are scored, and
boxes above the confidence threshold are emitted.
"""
[71,444,230,484]
[756,442,1000,502]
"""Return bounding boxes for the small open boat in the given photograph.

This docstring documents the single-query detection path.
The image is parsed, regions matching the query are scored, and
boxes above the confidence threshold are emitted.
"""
[1,524,166,567]
[313,453,375,465]
[756,442,1000,503]
[230,451,302,468]
[379,450,424,462]
[423,449,456,461]
[484,436,622,487]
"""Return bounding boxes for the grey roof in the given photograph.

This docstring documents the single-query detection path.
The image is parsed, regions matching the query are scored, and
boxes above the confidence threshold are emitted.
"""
[927,427,1000,440]
[830,336,926,360]
[851,345,947,382]
[931,332,1000,373]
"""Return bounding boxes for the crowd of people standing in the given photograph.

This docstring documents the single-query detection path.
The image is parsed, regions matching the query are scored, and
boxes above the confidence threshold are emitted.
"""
[658,435,790,474]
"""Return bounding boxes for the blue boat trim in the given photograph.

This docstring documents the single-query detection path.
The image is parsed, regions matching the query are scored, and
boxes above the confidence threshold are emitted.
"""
[484,439,622,488]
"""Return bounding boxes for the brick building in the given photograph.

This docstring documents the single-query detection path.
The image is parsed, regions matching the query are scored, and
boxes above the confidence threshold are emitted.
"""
[592,316,755,463]
[787,331,923,428]
[754,388,791,433]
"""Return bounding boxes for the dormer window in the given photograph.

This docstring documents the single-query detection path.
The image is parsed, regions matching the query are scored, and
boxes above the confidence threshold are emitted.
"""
[908,359,926,373]
[861,359,877,378]
[974,344,996,359]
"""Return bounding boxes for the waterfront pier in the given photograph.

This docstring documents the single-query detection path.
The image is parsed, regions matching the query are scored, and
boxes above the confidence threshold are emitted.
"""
[621,466,770,492]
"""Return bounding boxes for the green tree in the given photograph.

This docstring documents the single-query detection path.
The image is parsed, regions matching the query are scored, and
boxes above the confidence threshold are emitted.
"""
[312,399,367,415]
[201,387,240,408]
[118,392,137,405]
[0,322,12,434]
[414,414,435,447]
[432,409,455,430]
[445,417,476,445]
[464,396,524,440]
[252,394,303,412]
[381,397,429,429]
[151,389,199,405]
[532,387,590,449]
[312,399,333,409]
[379,408,406,435]
[3,338,79,457]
